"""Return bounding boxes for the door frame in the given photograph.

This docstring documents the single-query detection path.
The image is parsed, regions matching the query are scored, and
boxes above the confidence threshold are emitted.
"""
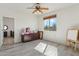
[0,17,3,47]
[2,16,15,46]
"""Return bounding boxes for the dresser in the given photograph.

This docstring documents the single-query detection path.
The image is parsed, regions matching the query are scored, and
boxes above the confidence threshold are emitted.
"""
[21,31,43,42]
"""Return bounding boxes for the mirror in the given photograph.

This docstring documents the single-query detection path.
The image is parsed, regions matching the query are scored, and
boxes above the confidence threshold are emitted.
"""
[67,29,78,41]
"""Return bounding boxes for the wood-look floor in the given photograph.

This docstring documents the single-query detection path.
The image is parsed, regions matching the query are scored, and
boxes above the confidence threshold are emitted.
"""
[2,37,14,48]
[0,40,79,56]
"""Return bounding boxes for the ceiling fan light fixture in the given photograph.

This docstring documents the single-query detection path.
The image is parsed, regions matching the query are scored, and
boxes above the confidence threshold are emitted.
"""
[34,11,42,14]
[33,9,48,14]
[41,10,48,13]
[37,11,42,14]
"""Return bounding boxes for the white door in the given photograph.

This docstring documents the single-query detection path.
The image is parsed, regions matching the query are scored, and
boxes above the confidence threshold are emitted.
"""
[0,17,3,47]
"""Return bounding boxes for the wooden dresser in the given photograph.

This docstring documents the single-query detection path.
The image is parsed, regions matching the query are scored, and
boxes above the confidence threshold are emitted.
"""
[21,31,43,42]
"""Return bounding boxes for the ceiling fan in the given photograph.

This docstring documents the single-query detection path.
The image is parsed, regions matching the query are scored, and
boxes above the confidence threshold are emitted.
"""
[27,3,49,14]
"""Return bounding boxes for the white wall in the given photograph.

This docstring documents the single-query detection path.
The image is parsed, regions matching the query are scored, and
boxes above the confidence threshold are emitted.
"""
[14,13,38,43]
[37,4,79,45]
[0,8,38,46]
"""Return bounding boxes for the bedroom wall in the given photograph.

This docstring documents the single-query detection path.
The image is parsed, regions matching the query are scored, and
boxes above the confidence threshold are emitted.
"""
[37,4,79,45]
[0,8,38,46]
[14,13,38,43]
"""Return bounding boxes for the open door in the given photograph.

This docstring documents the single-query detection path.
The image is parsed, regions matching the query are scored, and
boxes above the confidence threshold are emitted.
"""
[2,17,14,47]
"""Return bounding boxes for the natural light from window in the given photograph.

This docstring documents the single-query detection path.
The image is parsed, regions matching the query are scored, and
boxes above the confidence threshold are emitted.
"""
[34,42,58,56]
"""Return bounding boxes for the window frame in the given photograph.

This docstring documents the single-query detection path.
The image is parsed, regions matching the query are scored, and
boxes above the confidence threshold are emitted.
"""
[43,15,56,31]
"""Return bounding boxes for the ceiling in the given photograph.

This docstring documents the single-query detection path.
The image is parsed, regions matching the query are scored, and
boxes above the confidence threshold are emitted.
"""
[0,3,77,14]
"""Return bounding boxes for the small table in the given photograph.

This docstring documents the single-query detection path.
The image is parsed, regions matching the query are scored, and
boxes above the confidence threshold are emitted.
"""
[67,40,79,50]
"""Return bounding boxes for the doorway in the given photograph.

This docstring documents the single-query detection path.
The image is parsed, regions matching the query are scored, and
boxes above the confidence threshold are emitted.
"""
[2,17,14,48]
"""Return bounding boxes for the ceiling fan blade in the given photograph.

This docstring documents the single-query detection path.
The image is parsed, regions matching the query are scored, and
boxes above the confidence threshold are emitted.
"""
[40,8,48,10]
[32,9,37,13]
[27,7,35,9]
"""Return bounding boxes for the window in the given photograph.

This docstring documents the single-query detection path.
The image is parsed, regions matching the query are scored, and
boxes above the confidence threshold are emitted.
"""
[44,15,56,31]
